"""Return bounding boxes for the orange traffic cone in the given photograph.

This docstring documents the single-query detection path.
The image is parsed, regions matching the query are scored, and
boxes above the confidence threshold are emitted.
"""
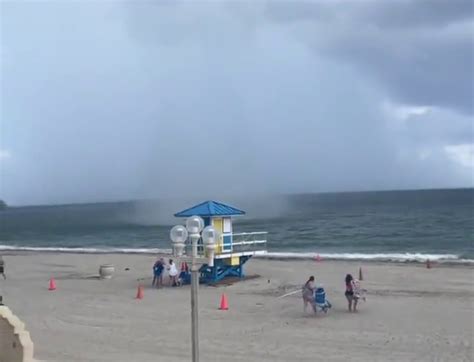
[315,254,322,262]
[426,259,431,269]
[359,267,364,281]
[136,284,144,299]
[219,293,228,310]
[48,278,56,291]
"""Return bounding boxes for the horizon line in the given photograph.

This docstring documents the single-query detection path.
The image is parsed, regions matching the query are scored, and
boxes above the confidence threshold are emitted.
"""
[2,186,473,209]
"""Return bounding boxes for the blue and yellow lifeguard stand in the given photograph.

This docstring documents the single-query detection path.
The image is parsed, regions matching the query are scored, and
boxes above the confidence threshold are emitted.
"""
[174,200,267,284]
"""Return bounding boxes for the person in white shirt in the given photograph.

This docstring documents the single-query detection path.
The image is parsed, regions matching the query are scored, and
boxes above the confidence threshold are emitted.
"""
[168,259,178,287]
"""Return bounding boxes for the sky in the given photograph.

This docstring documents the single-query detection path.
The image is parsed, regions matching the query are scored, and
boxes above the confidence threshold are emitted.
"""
[1,0,473,206]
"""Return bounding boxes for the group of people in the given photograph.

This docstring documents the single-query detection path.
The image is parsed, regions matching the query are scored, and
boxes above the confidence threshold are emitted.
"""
[153,256,363,314]
[152,258,181,288]
[302,273,364,314]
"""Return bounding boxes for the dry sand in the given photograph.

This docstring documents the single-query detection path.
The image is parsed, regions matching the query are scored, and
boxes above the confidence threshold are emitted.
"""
[0,253,472,362]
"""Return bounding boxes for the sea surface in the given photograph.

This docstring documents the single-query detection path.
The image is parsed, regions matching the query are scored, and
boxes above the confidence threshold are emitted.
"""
[1,189,473,262]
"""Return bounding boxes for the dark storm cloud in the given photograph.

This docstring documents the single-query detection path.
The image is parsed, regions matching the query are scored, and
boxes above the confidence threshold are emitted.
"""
[265,0,474,114]
[266,0,473,28]
[0,1,472,206]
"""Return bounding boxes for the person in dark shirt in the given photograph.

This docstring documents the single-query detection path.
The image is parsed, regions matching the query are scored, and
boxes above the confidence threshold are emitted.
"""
[152,258,164,288]
[0,256,5,280]
[345,274,358,312]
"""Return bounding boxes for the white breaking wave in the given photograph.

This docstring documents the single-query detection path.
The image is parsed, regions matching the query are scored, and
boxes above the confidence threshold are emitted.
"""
[258,252,465,262]
[0,245,471,263]
[0,245,172,254]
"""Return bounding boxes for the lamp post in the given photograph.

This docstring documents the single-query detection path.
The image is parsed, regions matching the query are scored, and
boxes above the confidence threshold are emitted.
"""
[170,216,217,362]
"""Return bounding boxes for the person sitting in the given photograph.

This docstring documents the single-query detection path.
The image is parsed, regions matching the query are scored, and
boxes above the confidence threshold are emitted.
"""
[177,262,189,286]
[302,275,317,314]
[152,258,164,288]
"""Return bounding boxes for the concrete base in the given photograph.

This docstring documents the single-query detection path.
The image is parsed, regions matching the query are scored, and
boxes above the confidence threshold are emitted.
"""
[0,306,36,362]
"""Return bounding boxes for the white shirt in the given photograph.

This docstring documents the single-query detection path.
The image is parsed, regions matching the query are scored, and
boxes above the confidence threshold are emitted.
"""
[169,263,178,277]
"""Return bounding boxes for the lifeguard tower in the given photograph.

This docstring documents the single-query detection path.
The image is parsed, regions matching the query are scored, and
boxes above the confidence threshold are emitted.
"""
[174,200,267,284]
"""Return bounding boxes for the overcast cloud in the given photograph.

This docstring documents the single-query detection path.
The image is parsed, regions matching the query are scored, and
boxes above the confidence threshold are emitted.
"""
[1,0,473,206]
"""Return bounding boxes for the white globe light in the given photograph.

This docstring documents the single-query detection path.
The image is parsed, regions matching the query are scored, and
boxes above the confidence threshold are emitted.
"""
[170,225,188,243]
[186,215,204,234]
[201,226,217,245]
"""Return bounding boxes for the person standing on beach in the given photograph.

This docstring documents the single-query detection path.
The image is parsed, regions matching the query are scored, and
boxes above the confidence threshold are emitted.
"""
[0,256,5,280]
[168,259,178,287]
[302,276,317,314]
[345,274,358,312]
[152,258,164,288]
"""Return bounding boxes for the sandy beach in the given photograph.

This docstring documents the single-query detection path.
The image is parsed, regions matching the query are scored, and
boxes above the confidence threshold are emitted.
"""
[0,253,472,362]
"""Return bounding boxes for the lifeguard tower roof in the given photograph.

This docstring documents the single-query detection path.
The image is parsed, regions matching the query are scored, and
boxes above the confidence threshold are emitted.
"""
[174,200,245,218]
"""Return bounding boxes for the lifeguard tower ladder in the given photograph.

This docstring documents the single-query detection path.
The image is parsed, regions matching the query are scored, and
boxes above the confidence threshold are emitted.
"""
[174,200,267,284]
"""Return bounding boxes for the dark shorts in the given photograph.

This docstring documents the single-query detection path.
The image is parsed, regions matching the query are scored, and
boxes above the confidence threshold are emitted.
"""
[0,266,4,274]
[154,268,163,277]
[345,291,354,301]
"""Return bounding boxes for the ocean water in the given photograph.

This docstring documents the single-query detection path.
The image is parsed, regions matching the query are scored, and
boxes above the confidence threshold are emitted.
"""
[0,189,473,262]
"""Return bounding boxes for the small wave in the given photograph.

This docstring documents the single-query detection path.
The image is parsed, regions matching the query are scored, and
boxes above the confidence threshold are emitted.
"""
[258,252,471,263]
[0,245,172,255]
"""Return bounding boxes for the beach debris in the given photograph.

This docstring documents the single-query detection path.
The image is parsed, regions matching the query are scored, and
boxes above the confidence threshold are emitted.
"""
[426,259,432,269]
[136,284,144,299]
[359,267,364,281]
[48,277,57,291]
[219,293,229,310]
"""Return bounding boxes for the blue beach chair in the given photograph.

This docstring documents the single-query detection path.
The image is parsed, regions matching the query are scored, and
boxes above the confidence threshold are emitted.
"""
[315,286,332,313]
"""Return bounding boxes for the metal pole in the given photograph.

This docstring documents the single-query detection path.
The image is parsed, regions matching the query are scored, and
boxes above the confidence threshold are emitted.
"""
[190,235,199,362]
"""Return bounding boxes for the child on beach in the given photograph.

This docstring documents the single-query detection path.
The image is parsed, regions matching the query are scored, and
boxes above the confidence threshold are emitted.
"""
[302,275,317,314]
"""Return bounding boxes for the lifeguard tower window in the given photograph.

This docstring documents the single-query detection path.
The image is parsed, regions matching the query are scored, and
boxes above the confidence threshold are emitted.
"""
[223,218,232,233]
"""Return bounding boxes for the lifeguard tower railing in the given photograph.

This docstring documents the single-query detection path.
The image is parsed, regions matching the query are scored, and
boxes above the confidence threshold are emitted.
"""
[215,231,267,257]
[185,231,268,258]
